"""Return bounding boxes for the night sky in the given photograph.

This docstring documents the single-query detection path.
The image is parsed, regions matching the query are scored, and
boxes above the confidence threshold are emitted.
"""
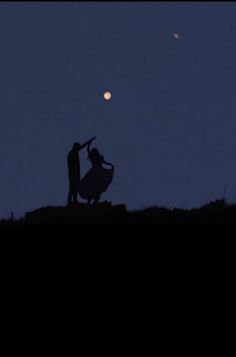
[1,2,236,217]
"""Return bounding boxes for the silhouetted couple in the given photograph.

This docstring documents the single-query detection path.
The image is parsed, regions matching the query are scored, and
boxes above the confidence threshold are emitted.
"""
[67,137,114,206]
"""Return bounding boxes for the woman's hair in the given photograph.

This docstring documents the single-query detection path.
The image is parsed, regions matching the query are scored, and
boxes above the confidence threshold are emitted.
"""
[89,148,103,164]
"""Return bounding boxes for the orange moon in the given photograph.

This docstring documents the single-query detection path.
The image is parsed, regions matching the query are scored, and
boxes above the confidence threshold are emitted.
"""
[103,91,112,101]
[172,32,180,40]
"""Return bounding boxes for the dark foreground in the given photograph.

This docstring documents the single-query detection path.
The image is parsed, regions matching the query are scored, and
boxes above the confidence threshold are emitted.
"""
[1,199,236,225]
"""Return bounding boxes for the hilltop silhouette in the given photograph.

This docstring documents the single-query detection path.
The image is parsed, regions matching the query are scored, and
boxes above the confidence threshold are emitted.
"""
[1,199,236,225]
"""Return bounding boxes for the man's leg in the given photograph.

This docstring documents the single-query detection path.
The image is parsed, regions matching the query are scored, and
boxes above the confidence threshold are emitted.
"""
[72,180,80,204]
[67,179,75,206]
[67,186,73,206]
[72,190,78,204]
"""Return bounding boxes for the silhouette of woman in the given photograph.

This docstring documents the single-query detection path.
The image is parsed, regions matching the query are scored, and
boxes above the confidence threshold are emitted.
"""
[78,142,114,204]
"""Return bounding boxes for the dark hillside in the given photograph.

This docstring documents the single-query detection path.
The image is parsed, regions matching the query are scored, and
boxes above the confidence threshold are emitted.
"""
[1,200,236,225]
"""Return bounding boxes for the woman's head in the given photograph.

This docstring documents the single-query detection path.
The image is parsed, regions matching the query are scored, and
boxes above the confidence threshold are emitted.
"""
[90,148,100,156]
[89,148,103,164]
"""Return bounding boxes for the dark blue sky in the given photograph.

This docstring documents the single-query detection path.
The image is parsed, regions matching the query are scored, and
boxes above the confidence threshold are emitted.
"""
[1,2,236,217]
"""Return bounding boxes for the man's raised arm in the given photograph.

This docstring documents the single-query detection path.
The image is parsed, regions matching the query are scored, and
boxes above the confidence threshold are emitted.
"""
[79,137,96,150]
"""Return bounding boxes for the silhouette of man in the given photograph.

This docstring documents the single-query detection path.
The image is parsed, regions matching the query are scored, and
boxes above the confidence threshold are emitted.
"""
[67,137,96,206]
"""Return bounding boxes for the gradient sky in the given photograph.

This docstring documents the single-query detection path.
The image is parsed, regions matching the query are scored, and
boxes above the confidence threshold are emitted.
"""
[1,1,236,217]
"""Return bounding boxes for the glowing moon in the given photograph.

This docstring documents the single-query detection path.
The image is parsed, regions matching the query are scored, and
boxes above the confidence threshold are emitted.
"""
[103,91,112,101]
[172,32,180,40]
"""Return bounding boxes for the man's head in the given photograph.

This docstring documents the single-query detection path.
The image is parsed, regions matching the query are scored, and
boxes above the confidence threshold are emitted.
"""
[73,142,81,151]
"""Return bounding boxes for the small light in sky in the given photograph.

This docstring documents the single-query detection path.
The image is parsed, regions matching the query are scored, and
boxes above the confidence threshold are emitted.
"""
[103,91,112,101]
[172,32,181,40]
